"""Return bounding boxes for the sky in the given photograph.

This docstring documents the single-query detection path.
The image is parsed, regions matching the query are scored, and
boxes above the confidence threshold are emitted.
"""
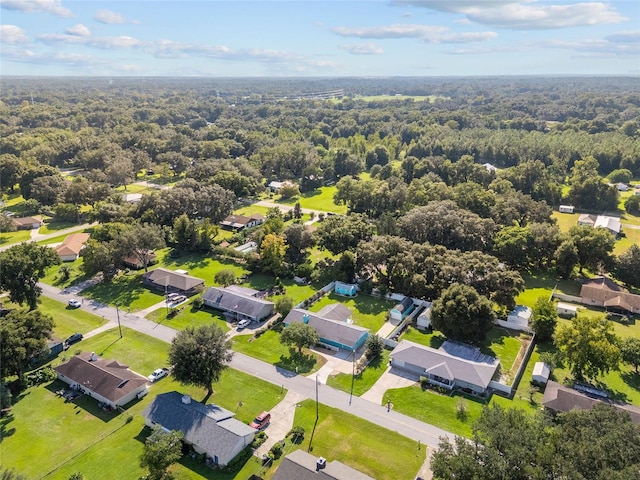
[1,0,639,76]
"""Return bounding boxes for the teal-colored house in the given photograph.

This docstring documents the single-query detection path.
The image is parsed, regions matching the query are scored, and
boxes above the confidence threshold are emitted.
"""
[283,304,369,351]
[335,281,358,297]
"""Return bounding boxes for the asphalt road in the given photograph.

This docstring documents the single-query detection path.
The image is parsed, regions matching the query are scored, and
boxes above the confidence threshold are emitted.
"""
[40,282,454,449]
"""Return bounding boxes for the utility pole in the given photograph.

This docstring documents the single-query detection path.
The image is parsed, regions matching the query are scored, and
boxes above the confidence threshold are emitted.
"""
[349,348,355,406]
[116,304,122,338]
[308,374,320,452]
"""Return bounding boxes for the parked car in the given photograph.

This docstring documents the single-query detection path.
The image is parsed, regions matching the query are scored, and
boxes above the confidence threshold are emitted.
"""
[68,299,81,308]
[237,319,251,330]
[64,333,83,349]
[147,368,170,382]
[249,411,271,430]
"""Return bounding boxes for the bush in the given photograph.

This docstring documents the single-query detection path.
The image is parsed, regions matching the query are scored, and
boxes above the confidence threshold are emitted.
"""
[25,366,57,387]
[288,425,305,443]
[191,296,203,310]
[269,442,283,460]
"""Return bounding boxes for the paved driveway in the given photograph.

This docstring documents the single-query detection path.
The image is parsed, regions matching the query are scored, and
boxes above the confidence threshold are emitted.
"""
[361,366,420,404]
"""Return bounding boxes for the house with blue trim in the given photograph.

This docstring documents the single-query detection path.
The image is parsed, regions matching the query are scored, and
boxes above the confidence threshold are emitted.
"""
[334,281,357,297]
[390,296,414,322]
[283,304,369,351]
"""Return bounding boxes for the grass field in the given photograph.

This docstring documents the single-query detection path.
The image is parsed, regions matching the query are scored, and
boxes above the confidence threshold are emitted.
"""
[308,293,395,332]
[290,399,426,480]
[276,186,348,214]
[40,259,87,288]
[162,253,248,284]
[146,304,231,332]
[81,271,164,311]
[0,229,31,245]
[38,220,79,235]
[516,270,581,308]
[231,329,327,374]
[327,349,391,396]
[241,274,319,306]
[39,296,107,340]
[1,327,286,480]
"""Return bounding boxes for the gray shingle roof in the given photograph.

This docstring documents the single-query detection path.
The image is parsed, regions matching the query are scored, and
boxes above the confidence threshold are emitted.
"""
[272,449,374,480]
[284,308,368,349]
[391,340,499,390]
[316,303,352,321]
[202,287,274,320]
[54,352,147,403]
[142,268,204,292]
[142,391,256,463]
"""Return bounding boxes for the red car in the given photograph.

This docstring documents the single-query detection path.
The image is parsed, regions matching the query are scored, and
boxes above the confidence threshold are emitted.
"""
[249,411,271,430]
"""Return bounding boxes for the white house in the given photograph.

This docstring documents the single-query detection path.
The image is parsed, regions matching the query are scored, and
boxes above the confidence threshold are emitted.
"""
[556,302,578,317]
[532,362,550,385]
[54,352,148,409]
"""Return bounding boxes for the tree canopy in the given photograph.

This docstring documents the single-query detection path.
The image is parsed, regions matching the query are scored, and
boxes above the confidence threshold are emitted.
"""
[168,324,233,400]
[280,322,320,354]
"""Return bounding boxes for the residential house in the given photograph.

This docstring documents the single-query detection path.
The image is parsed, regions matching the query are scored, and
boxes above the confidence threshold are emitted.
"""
[55,232,90,261]
[220,214,264,231]
[122,250,158,270]
[531,362,550,385]
[283,304,369,351]
[579,277,640,315]
[12,216,42,230]
[202,285,275,322]
[142,268,205,296]
[334,281,357,297]
[577,214,621,236]
[558,205,575,213]
[613,182,629,192]
[143,391,256,466]
[390,296,414,322]
[482,163,499,173]
[503,305,532,329]
[272,449,374,480]
[542,381,640,424]
[123,193,143,203]
[54,352,148,409]
[390,340,500,395]
[267,180,295,193]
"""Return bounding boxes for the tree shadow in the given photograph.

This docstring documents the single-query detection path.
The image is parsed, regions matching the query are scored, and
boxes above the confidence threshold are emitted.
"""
[276,351,317,374]
[620,371,640,393]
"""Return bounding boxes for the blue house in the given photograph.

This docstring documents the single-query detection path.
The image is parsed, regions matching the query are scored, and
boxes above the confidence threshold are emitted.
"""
[283,304,369,351]
[390,296,414,322]
[334,281,357,297]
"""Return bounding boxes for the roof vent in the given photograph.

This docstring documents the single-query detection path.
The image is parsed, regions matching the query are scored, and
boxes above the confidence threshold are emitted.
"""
[182,395,191,404]
[316,457,326,471]
[89,352,98,362]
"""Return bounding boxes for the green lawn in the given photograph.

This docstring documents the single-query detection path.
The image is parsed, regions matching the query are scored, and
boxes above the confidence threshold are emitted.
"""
[231,329,327,374]
[327,349,391,396]
[161,252,248,286]
[81,271,164,311]
[275,186,348,214]
[516,271,581,308]
[401,327,446,349]
[241,274,319,306]
[146,304,231,332]
[1,327,286,480]
[38,296,107,340]
[0,229,31,245]
[291,399,426,480]
[388,386,487,438]
[232,204,271,217]
[40,259,88,288]
[38,220,79,235]
[308,293,395,332]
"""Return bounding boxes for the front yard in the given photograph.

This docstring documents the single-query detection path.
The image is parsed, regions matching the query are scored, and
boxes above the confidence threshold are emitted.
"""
[146,304,231,332]
[39,296,107,340]
[326,349,391,396]
[1,327,285,480]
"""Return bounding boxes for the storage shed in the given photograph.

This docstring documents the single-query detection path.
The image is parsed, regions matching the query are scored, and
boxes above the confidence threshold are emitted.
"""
[532,362,551,385]
[390,296,414,322]
[556,302,578,317]
[416,305,431,330]
[334,281,357,297]
[559,205,575,213]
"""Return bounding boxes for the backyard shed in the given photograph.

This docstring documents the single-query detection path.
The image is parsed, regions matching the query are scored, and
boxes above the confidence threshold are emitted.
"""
[559,205,574,213]
[556,302,578,317]
[532,362,550,385]
[334,281,357,297]
[390,296,414,322]
[416,305,431,330]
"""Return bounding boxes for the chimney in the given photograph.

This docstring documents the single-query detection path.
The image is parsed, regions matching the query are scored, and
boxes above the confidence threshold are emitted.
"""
[89,352,98,362]
[316,457,326,471]
[182,395,191,404]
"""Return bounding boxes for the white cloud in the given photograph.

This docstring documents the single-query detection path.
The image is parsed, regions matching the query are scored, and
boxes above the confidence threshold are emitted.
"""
[437,31,498,43]
[0,24,29,44]
[333,24,447,39]
[339,42,384,55]
[38,33,144,49]
[94,9,138,25]
[0,0,72,17]
[543,37,640,56]
[2,49,104,67]
[396,1,626,30]
[66,24,90,37]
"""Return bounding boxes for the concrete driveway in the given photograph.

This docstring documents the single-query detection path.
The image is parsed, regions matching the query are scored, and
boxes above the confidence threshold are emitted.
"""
[254,390,307,458]
[361,366,420,404]
[311,347,361,384]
